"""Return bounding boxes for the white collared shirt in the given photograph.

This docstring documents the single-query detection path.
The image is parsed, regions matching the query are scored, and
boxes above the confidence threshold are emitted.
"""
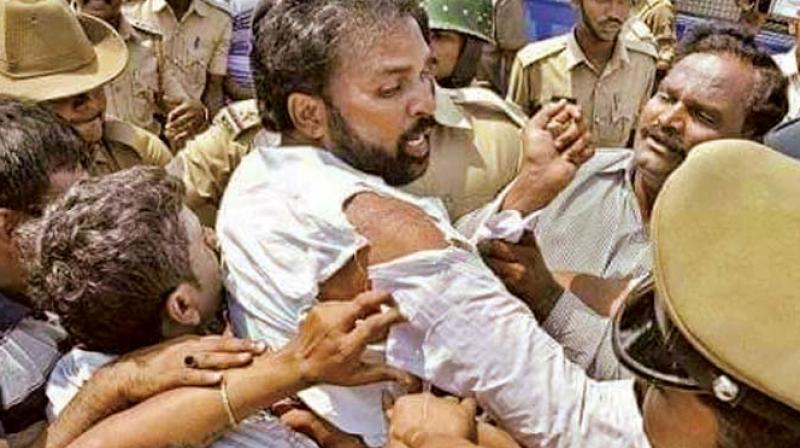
[218,145,650,447]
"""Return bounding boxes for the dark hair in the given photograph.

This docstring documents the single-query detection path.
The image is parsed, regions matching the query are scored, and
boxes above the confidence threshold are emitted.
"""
[0,97,87,214]
[676,22,788,140]
[699,396,800,448]
[33,166,194,355]
[251,0,424,132]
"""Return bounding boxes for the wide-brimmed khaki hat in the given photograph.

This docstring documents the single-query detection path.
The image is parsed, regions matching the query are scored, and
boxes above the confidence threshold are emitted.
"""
[0,0,128,102]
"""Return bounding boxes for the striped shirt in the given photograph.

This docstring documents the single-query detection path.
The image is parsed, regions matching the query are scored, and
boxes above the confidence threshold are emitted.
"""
[458,149,651,380]
[225,0,261,90]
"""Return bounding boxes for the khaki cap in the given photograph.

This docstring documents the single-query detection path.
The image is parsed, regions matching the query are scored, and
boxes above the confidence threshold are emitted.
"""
[652,139,800,414]
[0,0,128,101]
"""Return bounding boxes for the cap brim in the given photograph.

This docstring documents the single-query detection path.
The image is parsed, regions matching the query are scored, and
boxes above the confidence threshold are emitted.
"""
[612,275,701,390]
[0,14,128,102]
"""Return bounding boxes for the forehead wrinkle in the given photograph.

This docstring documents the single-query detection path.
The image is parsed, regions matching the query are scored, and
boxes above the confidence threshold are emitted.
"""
[666,54,753,111]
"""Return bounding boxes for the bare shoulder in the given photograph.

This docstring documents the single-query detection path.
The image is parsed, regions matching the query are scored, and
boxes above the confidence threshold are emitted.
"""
[344,192,448,265]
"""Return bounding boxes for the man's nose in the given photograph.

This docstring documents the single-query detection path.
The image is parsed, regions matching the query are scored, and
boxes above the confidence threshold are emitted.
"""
[408,76,436,119]
[655,103,686,134]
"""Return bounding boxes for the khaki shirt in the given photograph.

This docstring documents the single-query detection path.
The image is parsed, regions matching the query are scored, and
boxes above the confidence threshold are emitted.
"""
[123,0,232,102]
[90,118,173,176]
[633,0,676,71]
[104,17,164,134]
[507,30,656,148]
[171,87,526,226]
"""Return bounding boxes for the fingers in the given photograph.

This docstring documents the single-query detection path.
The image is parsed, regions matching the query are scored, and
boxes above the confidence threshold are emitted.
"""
[483,257,525,285]
[167,368,224,388]
[348,363,417,388]
[563,132,595,166]
[345,307,404,348]
[518,230,539,248]
[459,398,478,420]
[477,239,517,263]
[351,290,394,319]
[190,352,255,370]
[527,100,568,130]
[196,335,267,354]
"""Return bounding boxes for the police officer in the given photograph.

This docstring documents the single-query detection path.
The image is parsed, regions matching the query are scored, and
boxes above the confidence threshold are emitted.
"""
[75,0,166,135]
[611,140,800,448]
[507,0,657,148]
[422,0,494,88]
[169,0,530,226]
[0,0,172,176]
[123,0,233,149]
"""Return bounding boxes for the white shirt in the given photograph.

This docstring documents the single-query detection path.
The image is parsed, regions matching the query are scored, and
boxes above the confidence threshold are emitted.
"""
[773,47,800,122]
[218,145,650,447]
[45,348,318,447]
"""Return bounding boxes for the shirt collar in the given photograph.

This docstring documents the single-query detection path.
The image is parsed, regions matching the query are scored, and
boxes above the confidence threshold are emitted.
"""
[153,0,209,18]
[433,85,473,130]
[565,28,630,73]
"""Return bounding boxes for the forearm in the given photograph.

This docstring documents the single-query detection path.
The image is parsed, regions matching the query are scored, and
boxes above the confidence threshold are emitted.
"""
[66,350,307,448]
[32,366,129,448]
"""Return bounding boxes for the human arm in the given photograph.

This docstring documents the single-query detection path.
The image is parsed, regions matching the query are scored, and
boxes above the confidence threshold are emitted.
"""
[32,335,265,448]
[65,293,413,448]
[203,21,232,118]
[342,195,647,447]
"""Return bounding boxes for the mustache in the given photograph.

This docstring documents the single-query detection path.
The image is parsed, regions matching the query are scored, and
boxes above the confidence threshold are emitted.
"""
[642,123,688,158]
[399,116,436,146]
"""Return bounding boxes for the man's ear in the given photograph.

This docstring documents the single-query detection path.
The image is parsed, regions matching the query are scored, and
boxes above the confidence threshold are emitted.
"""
[164,283,202,327]
[287,92,327,141]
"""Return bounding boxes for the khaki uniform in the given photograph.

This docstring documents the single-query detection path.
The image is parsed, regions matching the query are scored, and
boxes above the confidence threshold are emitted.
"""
[90,118,173,176]
[172,87,526,226]
[104,17,164,134]
[507,31,656,148]
[633,0,676,71]
[123,0,232,102]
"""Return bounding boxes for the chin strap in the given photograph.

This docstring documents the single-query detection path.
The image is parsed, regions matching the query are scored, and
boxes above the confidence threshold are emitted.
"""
[440,36,485,89]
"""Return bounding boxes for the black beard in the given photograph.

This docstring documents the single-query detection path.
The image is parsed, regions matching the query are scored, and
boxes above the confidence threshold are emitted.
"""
[325,104,435,186]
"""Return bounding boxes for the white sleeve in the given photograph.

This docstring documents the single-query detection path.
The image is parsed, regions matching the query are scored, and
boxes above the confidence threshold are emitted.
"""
[370,247,649,448]
[455,180,542,244]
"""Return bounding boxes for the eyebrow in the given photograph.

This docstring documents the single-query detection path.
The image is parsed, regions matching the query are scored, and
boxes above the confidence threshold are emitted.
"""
[377,50,435,76]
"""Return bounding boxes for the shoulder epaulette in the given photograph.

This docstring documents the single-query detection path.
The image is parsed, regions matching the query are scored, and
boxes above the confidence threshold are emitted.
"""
[128,19,161,37]
[516,34,568,67]
[213,100,262,139]
[626,19,655,42]
[450,87,528,128]
[625,37,658,59]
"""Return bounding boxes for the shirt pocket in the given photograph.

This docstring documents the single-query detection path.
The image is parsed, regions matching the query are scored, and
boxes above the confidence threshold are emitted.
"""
[596,94,636,146]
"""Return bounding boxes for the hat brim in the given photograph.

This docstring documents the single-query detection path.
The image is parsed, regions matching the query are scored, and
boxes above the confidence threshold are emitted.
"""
[0,14,128,102]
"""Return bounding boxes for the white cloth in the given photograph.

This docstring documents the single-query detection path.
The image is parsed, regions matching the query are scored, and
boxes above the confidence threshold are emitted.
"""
[218,145,650,447]
[773,47,800,122]
[45,348,318,447]
[218,146,461,446]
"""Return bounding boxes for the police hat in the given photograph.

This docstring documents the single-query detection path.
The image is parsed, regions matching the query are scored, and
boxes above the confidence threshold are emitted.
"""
[0,0,128,102]
[613,139,800,429]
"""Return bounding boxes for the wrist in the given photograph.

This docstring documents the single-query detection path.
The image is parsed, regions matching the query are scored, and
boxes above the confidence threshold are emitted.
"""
[501,166,561,214]
[534,279,564,322]
[89,362,136,412]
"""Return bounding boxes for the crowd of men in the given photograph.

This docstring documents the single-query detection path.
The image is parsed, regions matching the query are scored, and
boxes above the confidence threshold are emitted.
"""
[2,0,800,446]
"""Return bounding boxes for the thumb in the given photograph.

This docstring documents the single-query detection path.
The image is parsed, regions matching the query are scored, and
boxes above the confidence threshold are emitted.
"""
[459,398,478,420]
[527,100,567,130]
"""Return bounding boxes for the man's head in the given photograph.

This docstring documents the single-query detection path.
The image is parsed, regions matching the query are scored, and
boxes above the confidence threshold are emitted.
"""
[35,167,223,355]
[251,0,437,186]
[0,0,127,145]
[422,0,493,87]
[0,98,88,296]
[631,23,787,204]
[573,0,631,42]
[614,140,800,448]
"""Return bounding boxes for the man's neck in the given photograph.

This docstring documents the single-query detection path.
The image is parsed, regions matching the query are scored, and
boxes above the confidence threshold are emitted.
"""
[166,0,192,21]
[632,171,657,223]
[574,24,616,73]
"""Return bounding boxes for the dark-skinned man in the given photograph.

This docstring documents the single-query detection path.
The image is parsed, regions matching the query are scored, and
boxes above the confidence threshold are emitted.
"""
[467,24,788,381]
